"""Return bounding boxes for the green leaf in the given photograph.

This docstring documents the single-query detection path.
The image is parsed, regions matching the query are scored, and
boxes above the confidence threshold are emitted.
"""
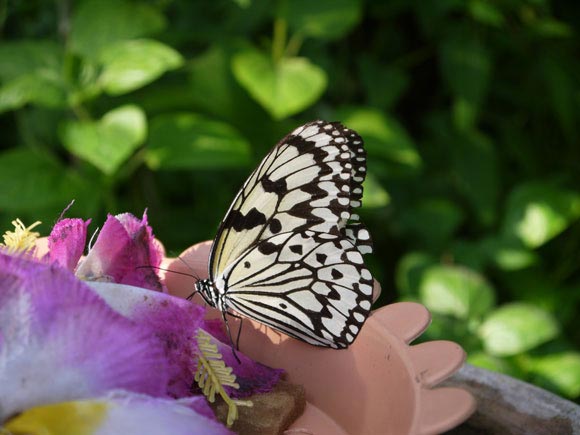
[145,113,251,170]
[531,18,573,39]
[502,182,580,248]
[60,105,147,175]
[540,56,577,141]
[70,0,166,60]
[468,0,505,27]
[396,252,436,297]
[451,130,498,226]
[528,352,580,398]
[479,303,559,356]
[479,237,539,271]
[467,352,519,377]
[361,173,390,208]
[99,39,183,95]
[336,107,421,176]
[439,32,491,129]
[0,41,63,81]
[420,265,495,320]
[0,41,66,112]
[189,44,263,122]
[278,0,362,40]
[357,57,409,110]
[0,73,66,113]
[0,149,89,212]
[232,48,327,120]
[398,198,464,247]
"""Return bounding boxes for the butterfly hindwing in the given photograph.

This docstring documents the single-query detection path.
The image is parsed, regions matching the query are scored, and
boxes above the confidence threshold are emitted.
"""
[219,231,373,347]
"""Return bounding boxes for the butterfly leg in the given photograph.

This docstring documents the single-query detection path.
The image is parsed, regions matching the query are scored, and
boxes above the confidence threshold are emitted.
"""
[221,310,241,364]
[226,311,244,350]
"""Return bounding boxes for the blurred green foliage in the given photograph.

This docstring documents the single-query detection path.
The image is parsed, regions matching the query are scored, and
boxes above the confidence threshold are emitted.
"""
[1,0,580,400]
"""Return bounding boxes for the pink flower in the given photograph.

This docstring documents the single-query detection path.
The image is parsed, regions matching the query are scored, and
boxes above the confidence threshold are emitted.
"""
[0,252,169,421]
[48,211,165,292]
[90,281,284,399]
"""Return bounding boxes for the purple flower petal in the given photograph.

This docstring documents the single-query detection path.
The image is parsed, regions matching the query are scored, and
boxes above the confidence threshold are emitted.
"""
[90,282,206,398]
[89,282,284,399]
[210,331,285,398]
[76,212,165,292]
[5,391,232,435]
[46,218,91,271]
[0,253,169,421]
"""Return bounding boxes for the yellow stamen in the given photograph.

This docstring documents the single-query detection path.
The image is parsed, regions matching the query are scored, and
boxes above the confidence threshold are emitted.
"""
[194,329,253,427]
[0,219,42,254]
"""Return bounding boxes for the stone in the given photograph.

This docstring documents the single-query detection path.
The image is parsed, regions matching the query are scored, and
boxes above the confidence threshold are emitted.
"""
[211,380,306,435]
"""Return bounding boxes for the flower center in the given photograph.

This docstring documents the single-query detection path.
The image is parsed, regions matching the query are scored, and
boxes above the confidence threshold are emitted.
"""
[1,219,42,254]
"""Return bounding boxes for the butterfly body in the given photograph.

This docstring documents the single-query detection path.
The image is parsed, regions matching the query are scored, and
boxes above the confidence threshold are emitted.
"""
[198,120,374,349]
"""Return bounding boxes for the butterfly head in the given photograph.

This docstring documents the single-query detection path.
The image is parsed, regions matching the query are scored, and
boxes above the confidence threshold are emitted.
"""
[194,278,221,309]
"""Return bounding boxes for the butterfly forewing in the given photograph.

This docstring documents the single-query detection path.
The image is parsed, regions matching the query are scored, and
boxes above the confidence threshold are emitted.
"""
[210,121,368,279]
[206,120,374,349]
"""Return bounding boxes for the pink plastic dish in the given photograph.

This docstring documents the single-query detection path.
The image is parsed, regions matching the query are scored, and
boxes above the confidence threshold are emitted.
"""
[163,242,476,435]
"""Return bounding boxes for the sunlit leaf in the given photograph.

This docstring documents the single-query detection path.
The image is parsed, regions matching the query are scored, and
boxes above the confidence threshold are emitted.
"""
[99,39,183,95]
[396,252,436,297]
[528,352,580,398]
[0,73,66,113]
[361,173,390,208]
[502,182,580,248]
[145,113,251,170]
[479,303,559,356]
[60,105,147,175]
[479,237,539,271]
[420,265,495,320]
[467,352,519,377]
[232,48,327,120]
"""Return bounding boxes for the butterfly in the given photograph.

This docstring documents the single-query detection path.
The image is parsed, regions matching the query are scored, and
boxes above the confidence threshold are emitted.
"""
[195,120,374,354]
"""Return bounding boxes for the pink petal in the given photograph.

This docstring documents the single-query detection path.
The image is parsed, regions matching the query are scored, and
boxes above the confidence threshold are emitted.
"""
[211,331,284,398]
[6,391,232,435]
[0,253,169,421]
[90,282,207,398]
[99,392,233,435]
[46,218,91,271]
[76,213,165,292]
[90,282,283,399]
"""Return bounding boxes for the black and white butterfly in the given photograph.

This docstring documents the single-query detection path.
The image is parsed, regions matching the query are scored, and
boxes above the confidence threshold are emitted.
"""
[195,120,374,352]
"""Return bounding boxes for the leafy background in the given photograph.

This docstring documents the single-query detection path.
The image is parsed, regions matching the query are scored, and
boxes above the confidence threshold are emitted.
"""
[2,0,580,401]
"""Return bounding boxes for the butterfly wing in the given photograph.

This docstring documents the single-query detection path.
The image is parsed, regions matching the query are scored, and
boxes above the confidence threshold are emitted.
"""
[209,120,372,281]
[218,230,374,347]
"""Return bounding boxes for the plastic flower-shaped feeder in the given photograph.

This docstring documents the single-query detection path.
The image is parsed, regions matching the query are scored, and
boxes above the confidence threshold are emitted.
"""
[164,242,477,435]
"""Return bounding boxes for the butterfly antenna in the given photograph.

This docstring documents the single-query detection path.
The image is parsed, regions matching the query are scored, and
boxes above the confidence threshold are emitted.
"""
[177,256,202,282]
[221,310,241,364]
